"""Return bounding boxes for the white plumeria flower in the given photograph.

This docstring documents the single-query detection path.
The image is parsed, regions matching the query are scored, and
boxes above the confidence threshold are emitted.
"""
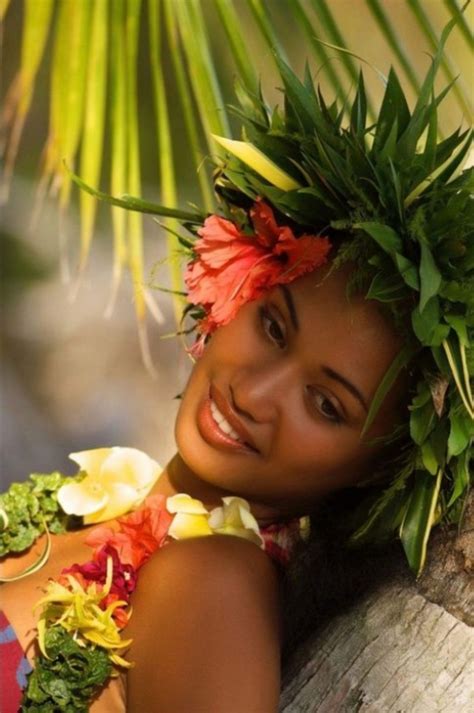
[208,496,264,547]
[167,493,213,539]
[57,447,162,524]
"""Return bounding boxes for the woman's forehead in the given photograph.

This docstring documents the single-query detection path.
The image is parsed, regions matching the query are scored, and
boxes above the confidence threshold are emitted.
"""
[284,268,402,387]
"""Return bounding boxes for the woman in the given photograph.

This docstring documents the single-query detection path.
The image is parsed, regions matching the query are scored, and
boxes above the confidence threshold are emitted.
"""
[1,260,408,713]
[1,25,472,713]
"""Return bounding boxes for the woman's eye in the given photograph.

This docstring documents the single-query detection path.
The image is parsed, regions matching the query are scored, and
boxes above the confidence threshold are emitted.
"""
[260,307,286,348]
[311,390,343,424]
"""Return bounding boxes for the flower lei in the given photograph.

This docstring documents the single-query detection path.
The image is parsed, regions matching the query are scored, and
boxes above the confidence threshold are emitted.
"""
[0,448,301,710]
[20,492,297,710]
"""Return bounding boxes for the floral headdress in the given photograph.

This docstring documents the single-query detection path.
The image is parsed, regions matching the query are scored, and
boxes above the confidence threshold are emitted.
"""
[184,198,331,356]
[72,17,472,577]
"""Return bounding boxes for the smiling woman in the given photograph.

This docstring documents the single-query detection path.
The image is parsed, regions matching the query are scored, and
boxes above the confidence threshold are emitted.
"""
[0,19,472,713]
[173,265,406,515]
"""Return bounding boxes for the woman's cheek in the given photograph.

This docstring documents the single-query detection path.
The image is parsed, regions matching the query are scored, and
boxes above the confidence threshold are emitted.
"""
[277,422,364,488]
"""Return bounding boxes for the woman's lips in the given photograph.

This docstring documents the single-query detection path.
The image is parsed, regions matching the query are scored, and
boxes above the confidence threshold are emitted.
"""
[196,395,259,455]
[210,384,258,449]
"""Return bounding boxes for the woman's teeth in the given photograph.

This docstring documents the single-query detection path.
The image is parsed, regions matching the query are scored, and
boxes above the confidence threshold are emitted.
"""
[210,399,242,442]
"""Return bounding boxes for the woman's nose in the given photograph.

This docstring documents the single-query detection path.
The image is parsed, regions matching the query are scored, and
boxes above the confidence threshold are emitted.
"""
[230,362,296,424]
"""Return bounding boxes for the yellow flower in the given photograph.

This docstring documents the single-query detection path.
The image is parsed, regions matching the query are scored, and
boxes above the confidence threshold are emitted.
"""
[36,559,132,667]
[167,494,263,547]
[167,493,213,539]
[57,447,162,524]
[208,497,263,547]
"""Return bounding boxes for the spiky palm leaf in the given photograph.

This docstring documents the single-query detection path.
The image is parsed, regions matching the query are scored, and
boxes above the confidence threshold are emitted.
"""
[1,1,472,350]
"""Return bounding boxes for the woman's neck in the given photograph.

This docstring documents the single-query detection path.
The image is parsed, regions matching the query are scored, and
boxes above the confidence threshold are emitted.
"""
[150,452,291,526]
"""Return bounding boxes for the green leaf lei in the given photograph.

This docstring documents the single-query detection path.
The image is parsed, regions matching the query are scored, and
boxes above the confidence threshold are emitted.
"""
[0,471,106,712]
[0,471,82,559]
[20,628,111,713]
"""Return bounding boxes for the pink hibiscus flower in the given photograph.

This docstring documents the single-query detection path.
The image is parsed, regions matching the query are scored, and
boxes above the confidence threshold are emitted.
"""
[185,199,330,351]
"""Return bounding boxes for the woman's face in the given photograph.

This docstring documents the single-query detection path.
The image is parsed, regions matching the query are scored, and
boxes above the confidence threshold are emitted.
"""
[175,265,406,515]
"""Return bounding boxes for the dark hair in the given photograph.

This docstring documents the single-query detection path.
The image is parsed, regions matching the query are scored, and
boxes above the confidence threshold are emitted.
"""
[280,488,405,665]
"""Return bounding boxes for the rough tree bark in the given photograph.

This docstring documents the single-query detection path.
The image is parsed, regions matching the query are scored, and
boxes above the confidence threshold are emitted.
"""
[280,495,474,712]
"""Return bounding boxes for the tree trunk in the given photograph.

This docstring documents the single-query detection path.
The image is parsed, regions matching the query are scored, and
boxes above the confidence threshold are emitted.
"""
[280,496,474,712]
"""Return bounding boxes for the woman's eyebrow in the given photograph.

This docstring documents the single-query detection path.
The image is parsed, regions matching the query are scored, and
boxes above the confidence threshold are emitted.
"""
[279,285,299,331]
[277,286,368,412]
[322,366,369,413]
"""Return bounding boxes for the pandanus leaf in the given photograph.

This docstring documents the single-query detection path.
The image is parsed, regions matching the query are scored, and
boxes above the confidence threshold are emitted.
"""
[107,0,128,317]
[0,0,11,19]
[174,0,229,149]
[40,0,91,280]
[419,243,442,313]
[350,71,368,140]
[442,337,474,419]
[372,67,411,154]
[78,0,108,273]
[57,0,92,208]
[400,469,443,576]
[148,0,183,323]
[366,0,420,95]
[355,222,403,254]
[290,0,350,116]
[163,0,214,212]
[361,344,415,438]
[246,0,288,64]
[349,484,410,545]
[407,0,473,119]
[212,135,302,191]
[448,407,474,458]
[124,0,165,375]
[309,0,359,85]
[400,11,459,153]
[447,451,471,508]
[444,0,474,50]
[1,0,54,202]
[69,169,204,223]
[214,0,259,96]
[273,53,329,136]
[124,0,143,322]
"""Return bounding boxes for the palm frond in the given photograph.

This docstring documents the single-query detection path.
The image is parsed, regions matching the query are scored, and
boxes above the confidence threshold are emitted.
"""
[1,0,472,350]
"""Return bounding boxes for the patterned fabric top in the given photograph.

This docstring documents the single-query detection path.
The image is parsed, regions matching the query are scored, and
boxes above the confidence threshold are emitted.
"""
[0,609,32,713]
[260,518,304,567]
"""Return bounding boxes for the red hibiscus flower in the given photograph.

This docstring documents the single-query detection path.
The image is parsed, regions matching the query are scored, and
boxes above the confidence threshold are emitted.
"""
[84,494,173,569]
[64,544,138,602]
[185,199,330,349]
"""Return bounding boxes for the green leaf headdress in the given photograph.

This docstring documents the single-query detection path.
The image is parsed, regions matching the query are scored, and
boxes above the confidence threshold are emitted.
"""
[207,17,473,576]
[71,15,472,576]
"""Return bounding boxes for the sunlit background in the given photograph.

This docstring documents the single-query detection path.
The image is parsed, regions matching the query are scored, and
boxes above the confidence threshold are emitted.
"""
[1,0,472,488]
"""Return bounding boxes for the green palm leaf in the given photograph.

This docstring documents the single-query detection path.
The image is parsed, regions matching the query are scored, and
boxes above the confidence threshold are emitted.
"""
[1,0,472,333]
[78,0,108,275]
[400,469,443,576]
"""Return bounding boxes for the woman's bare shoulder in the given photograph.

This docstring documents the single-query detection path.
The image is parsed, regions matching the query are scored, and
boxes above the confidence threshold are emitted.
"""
[126,536,282,713]
[146,533,279,584]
